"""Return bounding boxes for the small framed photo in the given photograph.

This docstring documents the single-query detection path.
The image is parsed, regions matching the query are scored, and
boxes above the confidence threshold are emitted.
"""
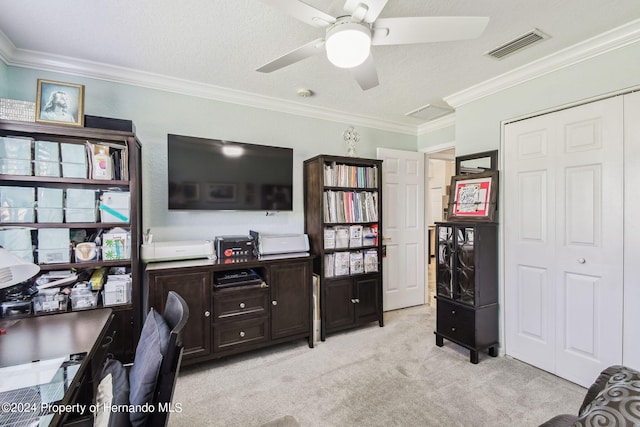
[447,171,498,222]
[35,79,85,127]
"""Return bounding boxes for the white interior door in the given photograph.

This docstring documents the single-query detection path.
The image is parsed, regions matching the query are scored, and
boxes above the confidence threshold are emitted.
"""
[504,96,624,387]
[377,148,425,311]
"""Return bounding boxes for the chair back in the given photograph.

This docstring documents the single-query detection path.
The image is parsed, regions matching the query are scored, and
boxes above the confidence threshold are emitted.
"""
[147,291,189,427]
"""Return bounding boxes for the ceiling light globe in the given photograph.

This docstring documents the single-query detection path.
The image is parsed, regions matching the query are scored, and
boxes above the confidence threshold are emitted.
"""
[325,22,371,69]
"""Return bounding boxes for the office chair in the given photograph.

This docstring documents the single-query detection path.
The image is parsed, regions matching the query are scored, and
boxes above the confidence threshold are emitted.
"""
[146,290,189,426]
[64,290,189,427]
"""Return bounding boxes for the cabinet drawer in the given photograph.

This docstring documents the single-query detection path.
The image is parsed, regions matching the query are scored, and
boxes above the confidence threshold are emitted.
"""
[437,299,475,346]
[213,288,269,321]
[213,317,269,352]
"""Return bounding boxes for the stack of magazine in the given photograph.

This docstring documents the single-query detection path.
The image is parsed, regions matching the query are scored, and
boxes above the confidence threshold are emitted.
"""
[324,250,378,277]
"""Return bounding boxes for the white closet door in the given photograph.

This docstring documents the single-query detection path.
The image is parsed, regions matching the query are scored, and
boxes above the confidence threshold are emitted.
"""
[504,96,624,387]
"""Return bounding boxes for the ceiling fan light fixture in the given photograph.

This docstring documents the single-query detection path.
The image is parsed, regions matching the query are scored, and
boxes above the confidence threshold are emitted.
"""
[325,21,371,69]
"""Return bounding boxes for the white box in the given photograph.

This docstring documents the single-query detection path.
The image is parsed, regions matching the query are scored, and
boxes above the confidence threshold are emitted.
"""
[37,188,63,208]
[37,207,63,223]
[60,143,86,163]
[103,279,132,305]
[100,191,130,222]
[0,159,32,175]
[0,228,32,250]
[65,207,97,223]
[65,189,97,209]
[34,160,60,177]
[0,207,35,223]
[38,228,70,249]
[37,247,70,264]
[1,186,35,207]
[61,162,87,178]
[0,136,32,159]
[34,140,60,161]
[102,231,131,260]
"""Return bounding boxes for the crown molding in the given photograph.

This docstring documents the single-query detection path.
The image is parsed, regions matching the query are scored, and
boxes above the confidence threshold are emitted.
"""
[417,113,455,135]
[0,30,417,135]
[445,18,640,108]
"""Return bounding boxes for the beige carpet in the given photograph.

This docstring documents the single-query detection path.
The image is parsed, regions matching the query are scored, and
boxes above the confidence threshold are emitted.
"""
[170,304,585,427]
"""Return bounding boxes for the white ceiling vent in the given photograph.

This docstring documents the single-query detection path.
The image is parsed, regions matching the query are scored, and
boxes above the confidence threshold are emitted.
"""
[406,104,453,121]
[485,29,548,59]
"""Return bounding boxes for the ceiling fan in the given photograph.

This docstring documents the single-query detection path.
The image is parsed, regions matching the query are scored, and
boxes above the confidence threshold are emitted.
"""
[256,0,489,90]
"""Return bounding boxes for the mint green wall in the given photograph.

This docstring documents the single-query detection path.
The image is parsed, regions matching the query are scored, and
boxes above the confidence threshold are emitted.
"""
[6,66,416,240]
[0,61,7,96]
[417,124,455,151]
[455,42,640,157]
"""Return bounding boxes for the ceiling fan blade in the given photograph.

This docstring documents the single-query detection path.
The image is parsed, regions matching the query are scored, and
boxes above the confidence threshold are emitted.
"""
[350,54,379,90]
[343,0,388,23]
[257,38,326,73]
[372,16,489,46]
[257,0,336,27]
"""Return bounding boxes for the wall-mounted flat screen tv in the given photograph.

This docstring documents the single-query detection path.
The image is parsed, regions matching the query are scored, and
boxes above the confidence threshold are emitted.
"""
[168,134,293,211]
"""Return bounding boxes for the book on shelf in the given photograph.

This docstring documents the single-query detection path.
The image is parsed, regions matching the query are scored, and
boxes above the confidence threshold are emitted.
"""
[324,227,336,249]
[334,252,350,276]
[349,224,363,247]
[362,224,378,246]
[364,249,379,273]
[350,251,364,274]
[323,190,378,223]
[334,226,350,249]
[323,162,378,188]
[324,253,335,277]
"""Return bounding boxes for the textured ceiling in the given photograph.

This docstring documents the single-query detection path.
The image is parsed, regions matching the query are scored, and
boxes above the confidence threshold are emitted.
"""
[0,0,639,133]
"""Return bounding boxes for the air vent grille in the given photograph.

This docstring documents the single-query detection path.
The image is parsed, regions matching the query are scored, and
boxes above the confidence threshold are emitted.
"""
[406,104,452,121]
[485,29,548,59]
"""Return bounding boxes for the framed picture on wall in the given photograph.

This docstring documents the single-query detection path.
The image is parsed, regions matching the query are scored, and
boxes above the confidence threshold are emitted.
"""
[447,171,498,222]
[35,79,85,127]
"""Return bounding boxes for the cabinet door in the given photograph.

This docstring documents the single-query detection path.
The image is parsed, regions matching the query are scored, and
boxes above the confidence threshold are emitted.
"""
[436,225,454,298]
[270,262,310,340]
[324,278,355,331]
[150,271,211,360]
[355,276,380,324]
[455,226,476,305]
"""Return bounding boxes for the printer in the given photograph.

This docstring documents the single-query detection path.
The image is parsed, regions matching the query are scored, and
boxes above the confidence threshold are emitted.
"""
[141,240,215,263]
[250,230,309,256]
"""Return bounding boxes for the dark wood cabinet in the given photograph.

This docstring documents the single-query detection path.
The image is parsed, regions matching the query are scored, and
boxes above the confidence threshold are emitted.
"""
[434,221,498,363]
[147,269,212,360]
[0,119,142,362]
[270,261,311,340]
[304,155,384,340]
[145,255,314,366]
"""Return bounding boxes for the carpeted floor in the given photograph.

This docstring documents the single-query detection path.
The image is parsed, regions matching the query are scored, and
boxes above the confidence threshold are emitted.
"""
[170,304,585,427]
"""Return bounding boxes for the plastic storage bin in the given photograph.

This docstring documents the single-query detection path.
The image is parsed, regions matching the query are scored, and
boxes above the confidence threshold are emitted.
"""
[33,290,68,313]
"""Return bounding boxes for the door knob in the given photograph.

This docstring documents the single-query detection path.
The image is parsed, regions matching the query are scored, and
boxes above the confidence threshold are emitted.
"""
[578,258,586,264]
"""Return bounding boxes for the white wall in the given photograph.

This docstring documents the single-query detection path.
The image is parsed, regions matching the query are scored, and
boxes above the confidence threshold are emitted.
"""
[4,66,416,241]
[454,42,640,156]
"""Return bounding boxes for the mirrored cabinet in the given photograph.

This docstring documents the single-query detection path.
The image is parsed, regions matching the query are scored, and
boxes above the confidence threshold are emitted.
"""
[434,221,498,363]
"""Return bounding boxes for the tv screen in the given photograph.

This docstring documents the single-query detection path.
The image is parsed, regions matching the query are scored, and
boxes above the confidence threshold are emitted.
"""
[168,134,293,211]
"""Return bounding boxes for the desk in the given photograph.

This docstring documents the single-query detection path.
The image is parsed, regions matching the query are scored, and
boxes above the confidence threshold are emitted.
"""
[0,309,113,426]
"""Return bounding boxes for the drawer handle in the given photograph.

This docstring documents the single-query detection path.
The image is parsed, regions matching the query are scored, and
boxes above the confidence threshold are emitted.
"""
[204,311,210,317]
[451,310,456,315]
[451,327,456,332]
[239,302,246,309]
[272,300,278,306]
[239,331,245,338]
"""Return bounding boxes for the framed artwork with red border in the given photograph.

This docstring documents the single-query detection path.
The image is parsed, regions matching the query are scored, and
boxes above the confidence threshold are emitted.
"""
[447,171,498,222]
